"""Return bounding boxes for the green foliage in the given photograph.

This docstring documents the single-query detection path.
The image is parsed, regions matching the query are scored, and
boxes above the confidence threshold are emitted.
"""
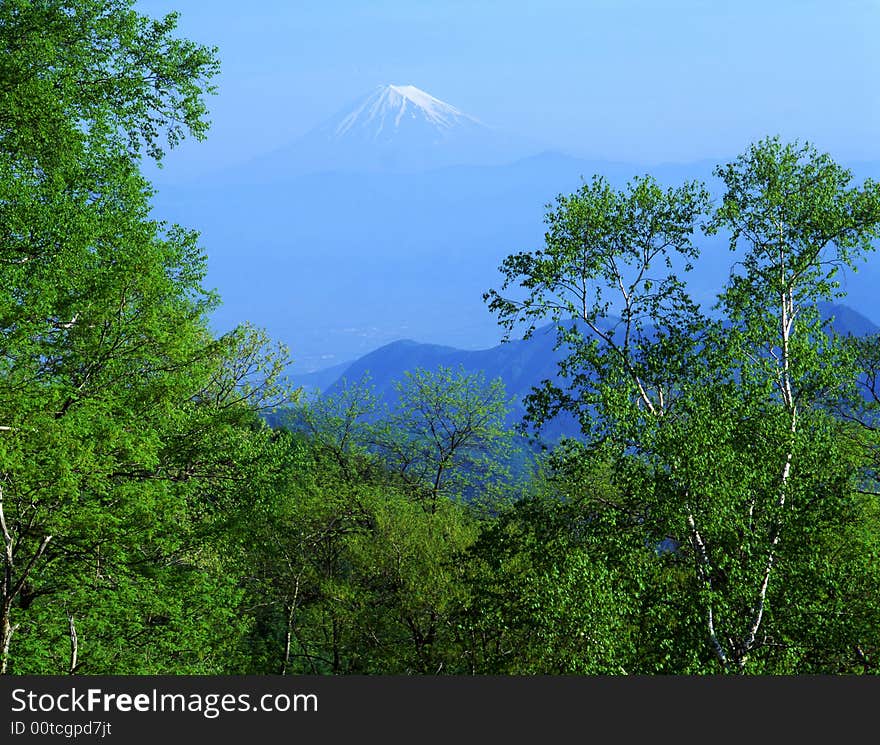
[485,136,880,673]
[235,426,481,675]
[238,368,518,674]
[373,366,516,512]
[0,0,219,168]
[459,487,635,673]
[0,0,293,675]
[486,174,711,441]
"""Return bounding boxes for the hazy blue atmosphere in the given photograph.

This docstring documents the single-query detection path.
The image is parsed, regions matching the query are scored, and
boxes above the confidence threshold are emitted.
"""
[137,1,879,373]
[139,0,878,172]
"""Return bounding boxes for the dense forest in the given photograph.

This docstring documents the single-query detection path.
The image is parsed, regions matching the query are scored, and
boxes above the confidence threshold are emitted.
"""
[2,0,879,676]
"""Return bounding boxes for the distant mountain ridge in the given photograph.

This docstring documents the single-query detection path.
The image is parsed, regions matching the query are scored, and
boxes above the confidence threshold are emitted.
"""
[288,302,880,440]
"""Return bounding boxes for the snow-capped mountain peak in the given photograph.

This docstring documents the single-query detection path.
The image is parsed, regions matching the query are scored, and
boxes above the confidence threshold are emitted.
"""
[239,83,540,177]
[331,84,482,141]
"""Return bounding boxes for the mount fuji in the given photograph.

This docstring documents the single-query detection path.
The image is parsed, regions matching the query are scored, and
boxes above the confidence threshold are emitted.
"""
[240,84,540,179]
[329,84,483,142]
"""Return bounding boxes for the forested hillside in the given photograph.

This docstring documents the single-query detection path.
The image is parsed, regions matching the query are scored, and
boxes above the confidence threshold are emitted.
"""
[2,1,879,676]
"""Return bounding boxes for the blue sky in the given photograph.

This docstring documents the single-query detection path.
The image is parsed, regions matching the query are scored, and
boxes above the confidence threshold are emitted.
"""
[139,0,879,175]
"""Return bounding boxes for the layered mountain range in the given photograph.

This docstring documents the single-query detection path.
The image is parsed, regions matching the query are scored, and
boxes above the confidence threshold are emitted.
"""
[149,84,880,375]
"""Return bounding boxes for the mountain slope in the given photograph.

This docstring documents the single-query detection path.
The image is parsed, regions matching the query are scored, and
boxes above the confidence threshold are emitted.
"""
[289,303,880,440]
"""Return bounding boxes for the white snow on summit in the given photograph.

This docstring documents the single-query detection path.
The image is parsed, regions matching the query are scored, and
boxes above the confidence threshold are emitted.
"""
[333,84,481,139]
[246,82,537,176]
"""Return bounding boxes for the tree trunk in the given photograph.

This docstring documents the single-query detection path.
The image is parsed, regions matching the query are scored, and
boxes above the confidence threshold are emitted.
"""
[1,485,52,675]
[0,604,17,675]
[68,612,78,675]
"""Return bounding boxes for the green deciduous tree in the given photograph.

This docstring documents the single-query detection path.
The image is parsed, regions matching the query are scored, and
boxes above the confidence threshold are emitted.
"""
[0,0,293,674]
[486,137,880,672]
[373,366,515,512]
